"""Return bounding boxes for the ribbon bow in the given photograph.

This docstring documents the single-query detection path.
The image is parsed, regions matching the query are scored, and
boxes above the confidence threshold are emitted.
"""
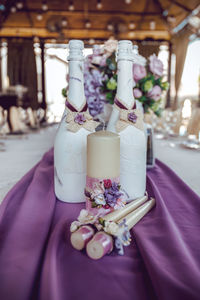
[115,105,144,133]
[65,109,99,133]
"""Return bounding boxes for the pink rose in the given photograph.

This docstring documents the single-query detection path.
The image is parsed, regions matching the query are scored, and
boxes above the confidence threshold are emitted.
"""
[147,85,162,101]
[103,179,112,189]
[133,64,147,82]
[133,88,142,99]
[149,54,163,77]
[104,40,118,54]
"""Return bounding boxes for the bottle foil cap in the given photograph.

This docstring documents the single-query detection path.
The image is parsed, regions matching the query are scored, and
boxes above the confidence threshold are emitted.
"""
[68,39,84,61]
[117,40,134,62]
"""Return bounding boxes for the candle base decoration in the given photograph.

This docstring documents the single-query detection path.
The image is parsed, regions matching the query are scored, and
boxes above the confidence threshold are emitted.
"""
[85,176,128,216]
[69,195,156,259]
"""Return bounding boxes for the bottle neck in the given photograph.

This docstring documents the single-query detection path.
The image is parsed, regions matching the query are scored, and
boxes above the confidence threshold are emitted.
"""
[116,59,135,109]
[67,60,86,111]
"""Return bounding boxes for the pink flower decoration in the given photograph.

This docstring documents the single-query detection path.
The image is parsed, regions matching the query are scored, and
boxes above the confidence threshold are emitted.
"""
[147,85,162,101]
[103,179,112,189]
[133,88,142,99]
[133,64,147,82]
[149,54,163,77]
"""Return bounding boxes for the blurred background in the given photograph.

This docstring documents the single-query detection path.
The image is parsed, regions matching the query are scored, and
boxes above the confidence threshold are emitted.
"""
[0,0,200,136]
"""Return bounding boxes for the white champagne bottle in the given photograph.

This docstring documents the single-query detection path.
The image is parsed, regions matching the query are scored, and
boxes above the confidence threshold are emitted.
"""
[54,40,97,203]
[107,40,146,199]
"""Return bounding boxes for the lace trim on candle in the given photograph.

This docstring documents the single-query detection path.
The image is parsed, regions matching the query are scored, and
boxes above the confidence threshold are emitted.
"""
[114,103,144,132]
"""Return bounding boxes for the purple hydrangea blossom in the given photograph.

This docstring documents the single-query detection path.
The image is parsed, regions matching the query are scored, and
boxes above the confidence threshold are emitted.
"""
[128,112,137,123]
[104,182,123,207]
[74,113,86,125]
[84,68,107,117]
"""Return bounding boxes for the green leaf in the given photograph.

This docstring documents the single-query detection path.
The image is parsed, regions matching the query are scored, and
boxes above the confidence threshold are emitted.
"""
[62,88,67,98]
[91,201,98,208]
[106,91,114,101]
[154,108,163,117]
[139,95,147,102]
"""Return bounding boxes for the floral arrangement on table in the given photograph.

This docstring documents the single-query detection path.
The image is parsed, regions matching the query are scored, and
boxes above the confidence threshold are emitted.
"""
[83,40,118,117]
[132,54,169,116]
[62,40,169,118]
[85,179,127,210]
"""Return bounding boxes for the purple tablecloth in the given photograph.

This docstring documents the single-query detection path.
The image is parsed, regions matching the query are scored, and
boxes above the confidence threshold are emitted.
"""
[0,149,200,300]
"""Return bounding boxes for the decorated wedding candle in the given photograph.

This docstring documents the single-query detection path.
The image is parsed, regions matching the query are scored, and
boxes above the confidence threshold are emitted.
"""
[86,231,113,260]
[85,130,125,214]
[70,225,95,250]
[117,198,155,230]
[86,197,155,260]
[102,194,148,223]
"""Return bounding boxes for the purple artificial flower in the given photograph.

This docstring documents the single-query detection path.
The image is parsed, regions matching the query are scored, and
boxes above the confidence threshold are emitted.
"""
[147,85,162,101]
[128,112,137,123]
[149,54,163,77]
[93,45,101,56]
[104,182,123,207]
[84,68,107,117]
[74,113,86,125]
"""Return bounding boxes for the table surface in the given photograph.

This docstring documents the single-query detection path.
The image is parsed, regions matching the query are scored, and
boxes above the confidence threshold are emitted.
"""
[0,125,199,203]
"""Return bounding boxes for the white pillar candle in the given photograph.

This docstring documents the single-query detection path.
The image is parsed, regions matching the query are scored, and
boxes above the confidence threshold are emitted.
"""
[87,130,120,179]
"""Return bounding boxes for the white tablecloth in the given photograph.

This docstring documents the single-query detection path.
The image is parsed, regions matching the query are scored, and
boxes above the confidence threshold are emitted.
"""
[0,125,199,203]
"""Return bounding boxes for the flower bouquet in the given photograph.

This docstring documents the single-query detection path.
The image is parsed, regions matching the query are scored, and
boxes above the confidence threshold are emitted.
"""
[63,40,169,118]
[84,40,118,118]
[133,54,169,116]
[84,44,169,117]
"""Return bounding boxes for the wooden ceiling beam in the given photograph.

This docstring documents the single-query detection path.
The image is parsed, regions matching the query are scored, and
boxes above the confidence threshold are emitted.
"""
[24,0,34,27]
[12,8,162,17]
[0,27,171,40]
[153,0,171,31]
[169,0,192,13]
[0,0,16,28]
[137,0,150,30]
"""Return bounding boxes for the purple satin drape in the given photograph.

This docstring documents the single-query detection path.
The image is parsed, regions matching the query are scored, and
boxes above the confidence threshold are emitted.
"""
[0,149,199,300]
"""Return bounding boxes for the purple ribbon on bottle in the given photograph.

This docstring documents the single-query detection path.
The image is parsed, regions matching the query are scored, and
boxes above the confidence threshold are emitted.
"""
[114,98,136,110]
[65,100,88,112]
